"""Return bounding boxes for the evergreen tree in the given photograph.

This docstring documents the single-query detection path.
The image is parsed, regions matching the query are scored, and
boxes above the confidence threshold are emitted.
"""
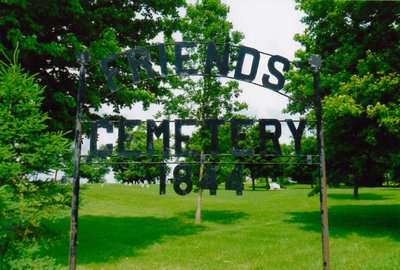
[0,50,70,269]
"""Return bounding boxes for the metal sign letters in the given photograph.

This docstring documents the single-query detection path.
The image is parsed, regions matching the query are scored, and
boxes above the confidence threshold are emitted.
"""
[89,118,307,158]
[100,42,290,93]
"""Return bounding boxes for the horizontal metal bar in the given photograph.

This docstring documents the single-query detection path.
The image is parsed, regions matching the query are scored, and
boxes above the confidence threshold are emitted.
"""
[81,161,319,166]
[80,154,319,158]
[81,119,316,124]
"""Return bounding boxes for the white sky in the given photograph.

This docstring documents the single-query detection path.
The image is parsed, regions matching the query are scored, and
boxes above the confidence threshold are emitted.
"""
[227,0,304,58]
[225,0,305,119]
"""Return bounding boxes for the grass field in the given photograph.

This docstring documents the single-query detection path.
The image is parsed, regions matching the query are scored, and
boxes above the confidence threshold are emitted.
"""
[43,184,400,269]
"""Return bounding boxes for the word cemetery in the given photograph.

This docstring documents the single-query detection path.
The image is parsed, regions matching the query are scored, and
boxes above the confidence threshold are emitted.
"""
[90,118,307,158]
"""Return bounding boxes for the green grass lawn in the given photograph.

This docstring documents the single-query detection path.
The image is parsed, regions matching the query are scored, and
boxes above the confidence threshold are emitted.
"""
[44,184,400,269]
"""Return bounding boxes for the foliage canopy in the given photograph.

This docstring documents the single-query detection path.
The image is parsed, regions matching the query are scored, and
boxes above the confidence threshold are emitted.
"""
[286,1,400,192]
[0,0,186,134]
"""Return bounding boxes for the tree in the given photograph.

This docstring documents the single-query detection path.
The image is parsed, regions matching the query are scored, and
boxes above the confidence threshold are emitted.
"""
[62,148,110,184]
[159,0,246,223]
[240,122,284,190]
[80,162,109,184]
[285,1,400,197]
[0,0,186,135]
[285,135,318,186]
[0,50,70,269]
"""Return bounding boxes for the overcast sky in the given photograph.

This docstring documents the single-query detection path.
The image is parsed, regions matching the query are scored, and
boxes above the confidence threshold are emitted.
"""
[225,0,306,119]
[227,0,305,58]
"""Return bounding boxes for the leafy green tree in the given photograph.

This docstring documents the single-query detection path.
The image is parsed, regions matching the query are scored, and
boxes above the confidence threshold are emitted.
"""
[160,0,246,223]
[62,148,109,183]
[285,1,400,197]
[239,123,311,190]
[239,123,278,189]
[285,135,318,186]
[0,50,70,269]
[0,0,185,134]
[80,162,109,184]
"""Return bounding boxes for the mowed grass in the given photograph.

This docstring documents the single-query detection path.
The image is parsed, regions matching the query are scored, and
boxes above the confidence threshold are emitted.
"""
[44,184,400,269]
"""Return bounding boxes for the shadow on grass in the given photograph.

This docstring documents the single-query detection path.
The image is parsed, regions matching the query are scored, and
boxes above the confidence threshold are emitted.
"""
[180,210,248,224]
[285,204,400,241]
[44,210,246,266]
[44,215,205,266]
[328,193,394,201]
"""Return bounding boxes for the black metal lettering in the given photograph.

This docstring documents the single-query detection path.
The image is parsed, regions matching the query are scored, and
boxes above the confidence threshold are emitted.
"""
[262,55,290,91]
[231,119,255,156]
[90,120,113,157]
[259,119,282,155]
[173,164,193,196]
[126,47,155,83]
[160,163,166,195]
[175,119,199,157]
[204,42,230,76]
[234,46,260,82]
[118,119,141,157]
[158,44,168,76]
[175,42,198,76]
[199,164,218,195]
[99,53,121,92]
[204,119,225,156]
[147,120,170,158]
[286,119,306,156]
[225,165,244,195]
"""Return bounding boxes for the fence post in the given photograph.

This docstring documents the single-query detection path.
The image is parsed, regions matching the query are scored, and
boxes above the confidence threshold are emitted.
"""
[309,55,330,270]
[69,51,90,270]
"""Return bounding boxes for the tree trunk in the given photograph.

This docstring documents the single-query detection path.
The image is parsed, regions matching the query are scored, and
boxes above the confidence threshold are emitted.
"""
[251,169,255,191]
[195,162,205,224]
[195,77,210,224]
[54,169,58,181]
[311,173,314,189]
[353,180,359,199]
[195,121,206,224]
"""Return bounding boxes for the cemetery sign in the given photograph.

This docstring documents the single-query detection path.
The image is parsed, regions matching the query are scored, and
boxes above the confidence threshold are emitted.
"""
[69,42,330,270]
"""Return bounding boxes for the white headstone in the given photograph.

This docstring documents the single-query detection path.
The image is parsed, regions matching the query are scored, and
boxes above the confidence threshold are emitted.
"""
[269,182,281,190]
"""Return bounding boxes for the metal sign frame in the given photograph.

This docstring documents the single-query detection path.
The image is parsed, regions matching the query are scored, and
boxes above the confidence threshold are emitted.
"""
[69,43,329,269]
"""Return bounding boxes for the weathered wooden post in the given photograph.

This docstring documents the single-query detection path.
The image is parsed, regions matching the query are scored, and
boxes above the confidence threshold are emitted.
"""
[309,55,330,270]
[69,51,90,270]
